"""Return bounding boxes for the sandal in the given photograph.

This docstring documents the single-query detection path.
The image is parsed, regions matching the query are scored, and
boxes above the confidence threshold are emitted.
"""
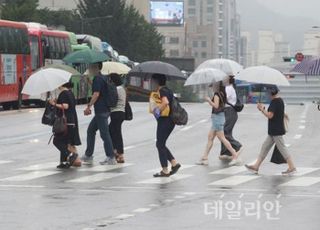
[67,153,78,166]
[153,171,170,178]
[170,163,181,175]
[116,154,125,164]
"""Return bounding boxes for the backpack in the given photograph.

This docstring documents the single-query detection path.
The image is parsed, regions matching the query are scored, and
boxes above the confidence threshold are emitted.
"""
[170,96,188,126]
[102,75,118,108]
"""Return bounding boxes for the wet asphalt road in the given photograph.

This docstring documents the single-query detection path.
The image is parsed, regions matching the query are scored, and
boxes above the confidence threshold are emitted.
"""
[0,102,319,230]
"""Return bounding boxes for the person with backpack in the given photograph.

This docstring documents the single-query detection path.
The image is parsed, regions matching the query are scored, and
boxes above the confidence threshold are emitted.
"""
[109,73,126,163]
[49,81,81,169]
[81,62,116,165]
[219,76,243,161]
[245,87,296,176]
[150,74,181,177]
[197,81,242,166]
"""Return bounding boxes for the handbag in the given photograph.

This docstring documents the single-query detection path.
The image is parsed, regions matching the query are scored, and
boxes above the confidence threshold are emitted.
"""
[227,98,244,112]
[270,145,287,164]
[42,102,56,126]
[124,101,133,121]
[52,108,67,136]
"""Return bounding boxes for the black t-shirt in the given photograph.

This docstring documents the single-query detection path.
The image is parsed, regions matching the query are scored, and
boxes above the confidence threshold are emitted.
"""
[212,92,225,114]
[268,97,285,136]
[57,90,76,124]
[92,75,109,114]
[159,86,174,117]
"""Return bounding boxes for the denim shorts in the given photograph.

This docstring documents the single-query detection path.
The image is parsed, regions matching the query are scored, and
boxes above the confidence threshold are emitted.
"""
[211,112,225,131]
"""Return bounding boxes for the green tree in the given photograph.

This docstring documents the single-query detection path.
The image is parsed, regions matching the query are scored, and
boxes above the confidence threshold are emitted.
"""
[77,0,163,62]
[0,0,39,21]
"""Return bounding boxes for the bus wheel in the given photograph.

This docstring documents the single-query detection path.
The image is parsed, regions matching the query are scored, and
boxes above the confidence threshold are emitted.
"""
[12,82,23,110]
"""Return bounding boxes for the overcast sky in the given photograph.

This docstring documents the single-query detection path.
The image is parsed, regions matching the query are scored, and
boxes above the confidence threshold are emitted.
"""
[256,0,320,22]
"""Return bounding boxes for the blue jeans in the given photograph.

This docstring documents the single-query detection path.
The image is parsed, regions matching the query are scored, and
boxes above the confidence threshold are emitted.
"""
[85,113,114,158]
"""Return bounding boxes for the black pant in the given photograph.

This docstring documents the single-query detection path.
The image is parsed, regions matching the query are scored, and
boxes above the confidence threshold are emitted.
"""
[53,134,70,163]
[109,111,125,154]
[221,107,242,156]
[156,117,175,168]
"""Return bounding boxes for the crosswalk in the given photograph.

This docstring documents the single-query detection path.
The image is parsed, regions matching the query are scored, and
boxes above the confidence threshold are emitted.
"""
[0,161,320,189]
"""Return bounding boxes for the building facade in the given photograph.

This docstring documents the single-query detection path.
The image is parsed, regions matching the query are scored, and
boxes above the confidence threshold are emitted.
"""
[303,29,320,57]
[38,0,79,10]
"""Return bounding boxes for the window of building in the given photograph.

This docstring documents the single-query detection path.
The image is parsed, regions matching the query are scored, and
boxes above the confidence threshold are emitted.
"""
[192,40,198,48]
[169,49,179,57]
[207,7,214,13]
[201,41,207,48]
[201,52,207,58]
[194,52,198,58]
[169,37,179,44]
[207,0,214,5]
[188,0,196,6]
[188,8,196,15]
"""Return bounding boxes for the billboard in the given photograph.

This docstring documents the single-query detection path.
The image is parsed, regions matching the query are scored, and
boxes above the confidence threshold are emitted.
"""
[150,1,184,26]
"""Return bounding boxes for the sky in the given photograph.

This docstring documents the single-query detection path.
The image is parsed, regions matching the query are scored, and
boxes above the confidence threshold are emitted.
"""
[256,0,320,22]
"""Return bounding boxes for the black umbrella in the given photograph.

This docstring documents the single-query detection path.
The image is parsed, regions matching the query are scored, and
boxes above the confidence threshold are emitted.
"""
[128,61,186,80]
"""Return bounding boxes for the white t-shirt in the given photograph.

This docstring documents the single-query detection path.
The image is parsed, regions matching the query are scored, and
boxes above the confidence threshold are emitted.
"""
[225,85,237,106]
[111,86,126,113]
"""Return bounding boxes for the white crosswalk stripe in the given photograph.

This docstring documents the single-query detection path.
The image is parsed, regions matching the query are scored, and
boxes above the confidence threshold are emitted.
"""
[137,174,193,184]
[208,175,260,186]
[79,163,133,172]
[67,173,127,183]
[18,162,58,171]
[0,160,13,165]
[0,171,61,182]
[209,166,247,175]
[277,167,320,177]
[145,164,196,174]
[280,177,320,187]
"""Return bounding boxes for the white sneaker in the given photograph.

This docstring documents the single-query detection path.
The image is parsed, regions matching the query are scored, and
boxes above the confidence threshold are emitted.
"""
[196,159,209,165]
[100,157,117,165]
[228,158,242,166]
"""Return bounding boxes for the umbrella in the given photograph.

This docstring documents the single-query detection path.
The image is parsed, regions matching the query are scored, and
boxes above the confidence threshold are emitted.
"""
[197,58,243,75]
[63,49,109,64]
[184,68,228,86]
[85,61,131,75]
[43,64,81,76]
[22,68,72,96]
[236,66,290,86]
[128,61,185,80]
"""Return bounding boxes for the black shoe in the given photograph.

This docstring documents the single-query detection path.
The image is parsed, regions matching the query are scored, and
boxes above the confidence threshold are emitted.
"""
[170,163,181,176]
[57,162,70,169]
[67,153,78,166]
[153,171,170,178]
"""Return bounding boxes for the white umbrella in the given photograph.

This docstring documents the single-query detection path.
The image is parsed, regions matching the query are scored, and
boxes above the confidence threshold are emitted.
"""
[236,66,290,86]
[185,68,228,86]
[84,61,131,75]
[197,59,243,75]
[22,68,72,96]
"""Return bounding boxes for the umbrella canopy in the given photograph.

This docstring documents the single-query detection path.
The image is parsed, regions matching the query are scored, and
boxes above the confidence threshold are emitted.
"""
[236,66,290,86]
[84,61,131,75]
[63,49,109,64]
[197,58,243,75]
[185,68,228,86]
[22,68,72,96]
[43,64,81,76]
[128,61,185,80]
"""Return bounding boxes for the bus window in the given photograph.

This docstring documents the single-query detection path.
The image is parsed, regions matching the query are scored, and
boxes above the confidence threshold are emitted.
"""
[30,35,40,70]
[7,28,17,54]
[0,27,6,53]
[65,38,71,54]
[20,29,30,54]
[49,36,55,59]
[59,38,66,57]
[54,37,61,59]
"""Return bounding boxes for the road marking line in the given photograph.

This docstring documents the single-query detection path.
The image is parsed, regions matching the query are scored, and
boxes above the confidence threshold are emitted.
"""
[208,175,260,186]
[300,120,306,123]
[294,134,302,139]
[137,174,193,184]
[280,177,320,187]
[0,184,45,188]
[0,171,60,182]
[133,208,151,213]
[209,166,247,175]
[79,163,133,172]
[299,125,306,129]
[114,214,135,220]
[174,195,186,199]
[149,204,160,207]
[184,192,197,196]
[124,146,136,151]
[164,199,174,203]
[0,160,13,165]
[67,173,127,183]
[18,162,58,171]
[181,125,193,131]
[145,164,196,174]
[275,167,320,176]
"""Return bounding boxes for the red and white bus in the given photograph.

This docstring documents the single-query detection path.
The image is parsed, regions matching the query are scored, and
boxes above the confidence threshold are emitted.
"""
[0,20,32,110]
[26,23,72,71]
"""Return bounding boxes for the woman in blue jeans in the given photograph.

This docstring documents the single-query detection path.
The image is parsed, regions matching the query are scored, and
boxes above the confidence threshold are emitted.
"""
[197,82,241,166]
[151,74,181,178]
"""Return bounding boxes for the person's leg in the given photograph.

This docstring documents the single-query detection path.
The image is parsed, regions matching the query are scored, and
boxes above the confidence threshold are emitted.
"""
[216,131,238,159]
[111,112,125,154]
[85,116,98,157]
[248,136,275,170]
[221,108,242,156]
[53,136,70,163]
[96,113,114,159]
[274,136,296,170]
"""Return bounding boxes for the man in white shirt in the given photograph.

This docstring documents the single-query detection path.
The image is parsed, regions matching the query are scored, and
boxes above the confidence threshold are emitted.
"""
[220,76,243,160]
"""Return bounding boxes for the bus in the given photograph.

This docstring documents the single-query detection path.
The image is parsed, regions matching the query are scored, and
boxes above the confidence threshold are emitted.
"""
[26,23,72,71]
[236,83,273,104]
[0,20,32,110]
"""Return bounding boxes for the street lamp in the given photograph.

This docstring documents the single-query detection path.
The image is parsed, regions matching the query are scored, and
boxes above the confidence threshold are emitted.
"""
[81,15,113,34]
